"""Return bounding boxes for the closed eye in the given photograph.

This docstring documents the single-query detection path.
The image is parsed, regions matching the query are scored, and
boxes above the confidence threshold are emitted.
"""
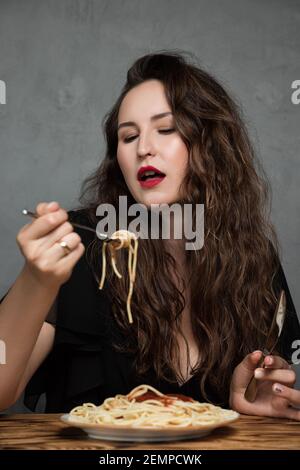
[123,128,175,143]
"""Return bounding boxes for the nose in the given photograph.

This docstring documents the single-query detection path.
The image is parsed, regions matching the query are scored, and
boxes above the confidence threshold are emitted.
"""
[136,132,155,159]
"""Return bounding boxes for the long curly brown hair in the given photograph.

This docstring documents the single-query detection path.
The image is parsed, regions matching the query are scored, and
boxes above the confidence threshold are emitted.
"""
[76,51,281,405]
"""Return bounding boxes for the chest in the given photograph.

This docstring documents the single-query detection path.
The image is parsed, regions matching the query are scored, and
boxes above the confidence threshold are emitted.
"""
[173,275,200,384]
[164,245,201,383]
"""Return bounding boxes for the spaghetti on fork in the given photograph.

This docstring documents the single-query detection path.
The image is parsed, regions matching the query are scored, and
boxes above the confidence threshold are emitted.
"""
[98,230,138,324]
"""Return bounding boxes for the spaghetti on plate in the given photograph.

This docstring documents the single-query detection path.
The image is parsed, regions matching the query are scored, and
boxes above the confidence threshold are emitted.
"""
[69,384,238,428]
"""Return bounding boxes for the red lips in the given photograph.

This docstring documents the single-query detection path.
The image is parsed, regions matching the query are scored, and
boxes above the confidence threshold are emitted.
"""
[137,165,166,181]
[137,165,166,189]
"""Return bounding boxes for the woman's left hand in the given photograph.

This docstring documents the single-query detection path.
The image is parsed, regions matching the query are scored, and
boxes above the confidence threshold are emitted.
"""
[229,350,300,420]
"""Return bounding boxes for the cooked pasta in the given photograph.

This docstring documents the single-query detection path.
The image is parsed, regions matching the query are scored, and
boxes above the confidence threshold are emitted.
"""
[69,384,237,428]
[98,230,138,324]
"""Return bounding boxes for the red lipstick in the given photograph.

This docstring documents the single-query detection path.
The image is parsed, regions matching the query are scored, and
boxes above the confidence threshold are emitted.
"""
[137,165,166,188]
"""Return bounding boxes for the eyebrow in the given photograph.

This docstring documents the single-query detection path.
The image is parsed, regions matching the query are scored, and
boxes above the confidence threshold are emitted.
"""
[117,112,173,131]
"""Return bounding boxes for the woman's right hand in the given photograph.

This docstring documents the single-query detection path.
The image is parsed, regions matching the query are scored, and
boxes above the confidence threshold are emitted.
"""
[16,201,85,289]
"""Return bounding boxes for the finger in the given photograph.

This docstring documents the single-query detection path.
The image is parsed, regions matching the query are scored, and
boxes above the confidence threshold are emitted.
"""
[36,201,59,216]
[273,384,300,417]
[231,351,264,391]
[56,242,85,269]
[263,355,290,370]
[23,209,68,240]
[18,222,33,234]
[255,368,296,385]
[19,202,60,236]
[242,350,264,372]
[46,232,83,263]
[38,220,74,250]
[284,407,300,421]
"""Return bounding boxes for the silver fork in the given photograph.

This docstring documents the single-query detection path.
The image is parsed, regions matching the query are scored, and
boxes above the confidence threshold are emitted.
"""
[244,289,287,402]
[22,209,116,243]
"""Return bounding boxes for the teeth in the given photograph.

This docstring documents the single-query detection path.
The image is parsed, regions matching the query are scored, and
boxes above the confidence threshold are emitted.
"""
[139,169,165,181]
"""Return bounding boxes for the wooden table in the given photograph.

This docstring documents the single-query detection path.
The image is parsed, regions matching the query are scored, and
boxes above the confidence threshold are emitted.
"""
[0,413,299,450]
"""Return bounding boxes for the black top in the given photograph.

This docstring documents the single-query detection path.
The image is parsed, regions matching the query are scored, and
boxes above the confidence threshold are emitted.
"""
[1,209,299,413]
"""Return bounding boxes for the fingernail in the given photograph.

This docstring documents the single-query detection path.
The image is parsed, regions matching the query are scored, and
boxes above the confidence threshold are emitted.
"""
[265,356,273,365]
[274,384,283,393]
[255,369,264,378]
[252,350,262,358]
[47,201,57,208]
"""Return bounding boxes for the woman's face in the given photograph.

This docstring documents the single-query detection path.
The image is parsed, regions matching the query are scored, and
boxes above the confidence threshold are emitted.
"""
[117,79,189,207]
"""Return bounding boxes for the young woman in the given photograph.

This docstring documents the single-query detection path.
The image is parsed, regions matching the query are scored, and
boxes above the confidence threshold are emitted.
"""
[0,52,299,419]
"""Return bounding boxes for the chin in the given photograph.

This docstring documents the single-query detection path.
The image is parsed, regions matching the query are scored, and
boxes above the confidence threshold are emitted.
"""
[139,194,173,207]
[130,185,179,207]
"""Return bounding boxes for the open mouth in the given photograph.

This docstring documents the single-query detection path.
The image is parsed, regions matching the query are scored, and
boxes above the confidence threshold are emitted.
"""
[138,170,166,181]
[137,166,166,188]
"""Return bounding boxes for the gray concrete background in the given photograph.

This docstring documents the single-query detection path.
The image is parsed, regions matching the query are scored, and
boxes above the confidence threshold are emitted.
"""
[0,0,299,412]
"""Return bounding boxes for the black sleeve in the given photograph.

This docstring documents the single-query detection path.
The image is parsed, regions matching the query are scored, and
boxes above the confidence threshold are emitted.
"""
[45,298,58,325]
[273,260,300,363]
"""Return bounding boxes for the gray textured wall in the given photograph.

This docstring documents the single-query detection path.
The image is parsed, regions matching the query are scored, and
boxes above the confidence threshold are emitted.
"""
[0,0,299,412]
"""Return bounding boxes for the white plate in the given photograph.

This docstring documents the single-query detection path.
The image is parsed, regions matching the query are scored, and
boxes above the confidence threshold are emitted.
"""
[60,411,239,442]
